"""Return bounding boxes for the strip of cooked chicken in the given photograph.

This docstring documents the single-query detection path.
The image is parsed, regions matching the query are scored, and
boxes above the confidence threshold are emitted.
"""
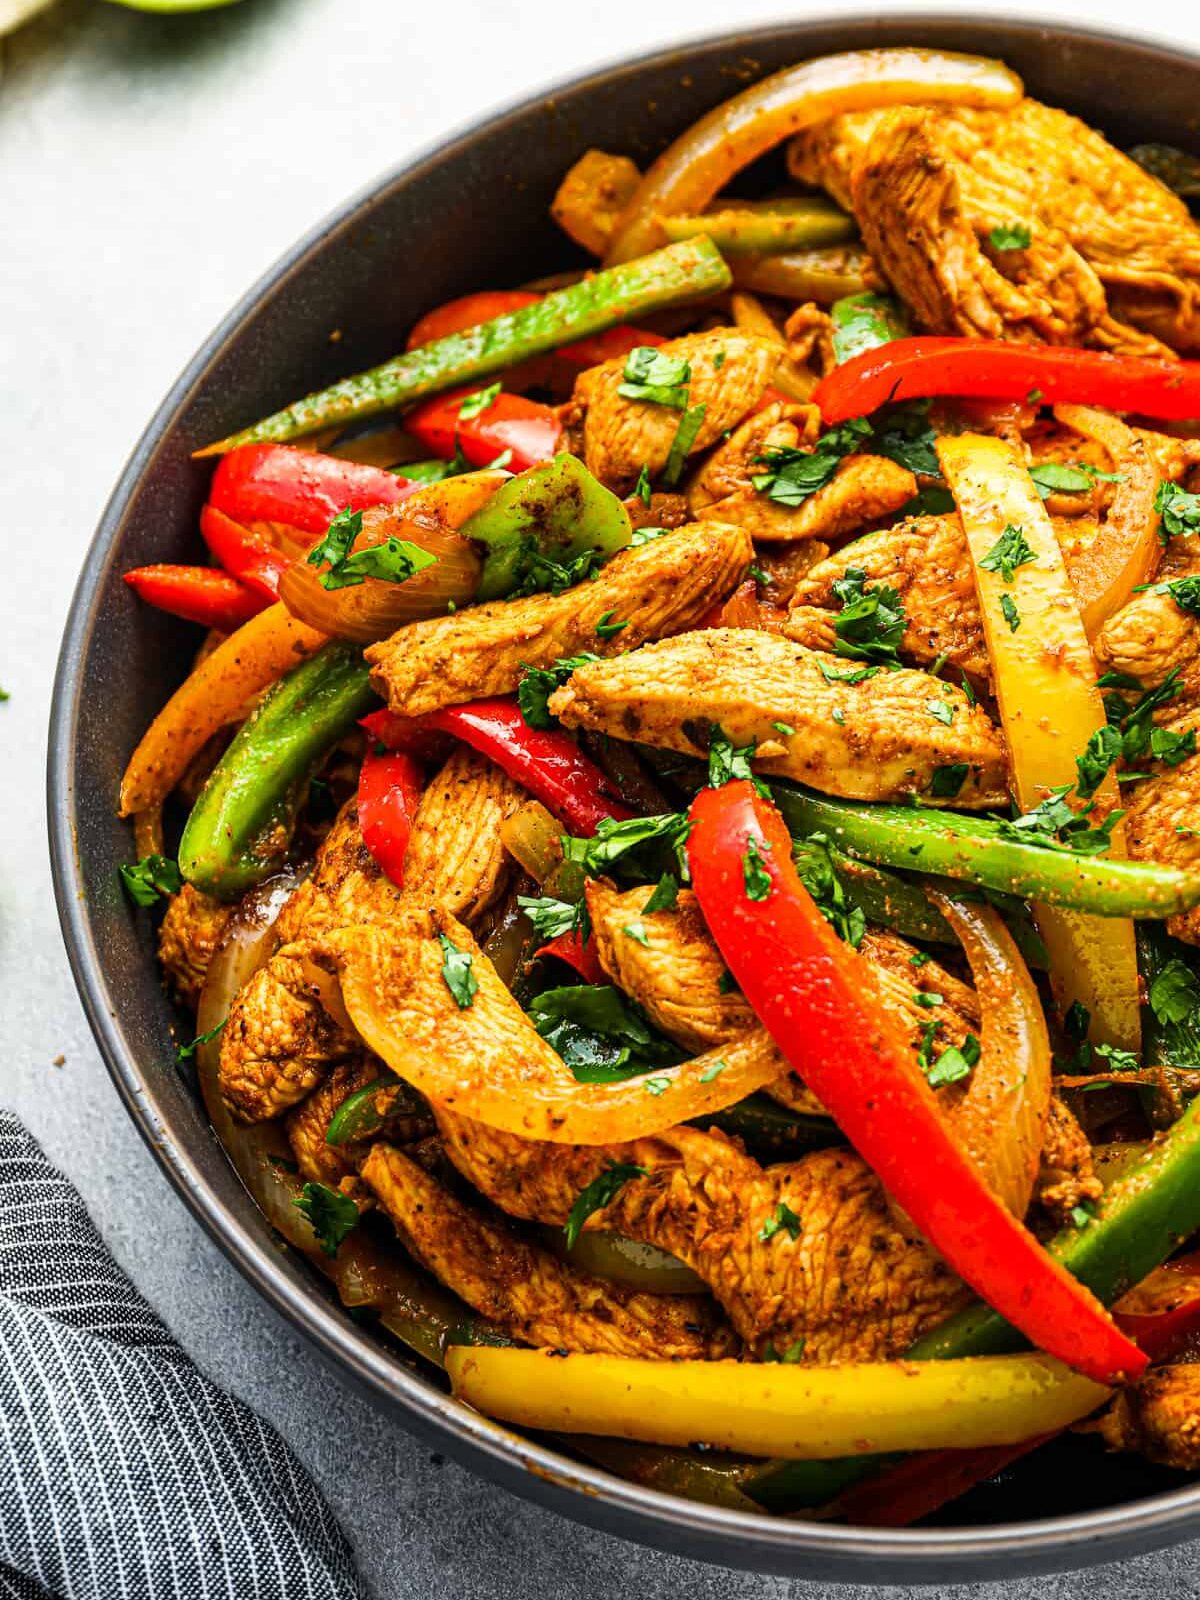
[285,1056,385,1186]
[1095,533,1200,689]
[365,521,753,719]
[158,884,235,1009]
[361,1141,736,1360]
[571,330,777,491]
[686,401,916,542]
[1096,1365,1200,1469]
[790,99,1200,353]
[548,629,1008,807]
[433,1114,969,1362]
[1126,751,1200,947]
[219,750,526,1121]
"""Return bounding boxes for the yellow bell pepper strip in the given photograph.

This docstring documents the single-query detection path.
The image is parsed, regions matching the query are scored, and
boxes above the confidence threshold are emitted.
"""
[118,601,328,817]
[686,780,1146,1386]
[446,1347,1108,1460]
[197,239,731,455]
[604,48,1022,263]
[1052,404,1162,639]
[937,431,1141,1051]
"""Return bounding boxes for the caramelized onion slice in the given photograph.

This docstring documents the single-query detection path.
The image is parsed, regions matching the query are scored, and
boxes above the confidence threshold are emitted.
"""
[605,49,1022,263]
[277,473,504,643]
[930,891,1052,1218]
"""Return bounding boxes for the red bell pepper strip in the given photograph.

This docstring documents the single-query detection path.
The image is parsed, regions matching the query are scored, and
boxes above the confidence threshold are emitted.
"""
[405,389,564,473]
[123,564,266,633]
[406,289,662,371]
[822,1436,1055,1529]
[357,744,423,888]
[365,698,632,836]
[209,443,419,536]
[536,927,606,984]
[813,336,1200,425]
[199,505,291,601]
[685,780,1148,1388]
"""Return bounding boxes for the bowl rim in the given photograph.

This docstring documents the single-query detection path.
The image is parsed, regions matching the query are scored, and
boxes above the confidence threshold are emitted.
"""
[47,11,1200,1578]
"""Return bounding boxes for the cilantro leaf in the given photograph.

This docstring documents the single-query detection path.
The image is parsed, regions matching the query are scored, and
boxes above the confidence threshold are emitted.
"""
[871,402,941,479]
[507,545,607,599]
[175,1018,226,1064]
[1110,668,1184,760]
[1094,1041,1139,1073]
[618,347,691,408]
[564,1161,648,1248]
[926,1033,981,1088]
[530,984,681,1082]
[622,921,650,945]
[752,418,873,508]
[1156,480,1200,538]
[1150,958,1200,1026]
[999,593,1020,632]
[791,835,866,948]
[979,523,1036,583]
[830,567,907,666]
[663,402,707,487]
[817,659,880,686]
[307,507,437,591]
[925,698,955,726]
[119,853,182,907]
[517,654,600,730]
[561,812,692,882]
[1075,724,1122,799]
[642,873,679,914]
[1029,462,1096,497]
[989,222,1032,250]
[630,524,670,547]
[707,725,765,793]
[438,933,477,1009]
[1151,726,1197,767]
[931,763,969,799]
[516,895,580,942]
[742,836,772,901]
[634,465,652,507]
[999,785,1123,856]
[595,610,628,640]
[294,1182,359,1257]
[758,1200,802,1242]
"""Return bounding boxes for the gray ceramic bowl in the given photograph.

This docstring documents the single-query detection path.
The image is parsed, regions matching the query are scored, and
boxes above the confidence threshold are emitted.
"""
[49,14,1200,1582]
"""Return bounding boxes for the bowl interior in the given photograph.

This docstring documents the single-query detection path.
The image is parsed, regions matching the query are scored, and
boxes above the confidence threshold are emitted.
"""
[50,13,1200,1581]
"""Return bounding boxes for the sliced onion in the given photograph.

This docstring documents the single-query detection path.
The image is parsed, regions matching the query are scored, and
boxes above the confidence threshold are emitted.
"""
[1054,404,1162,638]
[729,247,877,305]
[277,473,504,644]
[929,892,1052,1219]
[605,48,1022,262]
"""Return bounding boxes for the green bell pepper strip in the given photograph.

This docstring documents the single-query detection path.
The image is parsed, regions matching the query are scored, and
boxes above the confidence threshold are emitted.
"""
[830,291,910,365]
[198,239,732,456]
[770,782,1200,920]
[179,643,375,901]
[658,199,856,255]
[743,1092,1200,1509]
[695,1093,841,1161]
[462,453,632,601]
[324,1075,429,1146]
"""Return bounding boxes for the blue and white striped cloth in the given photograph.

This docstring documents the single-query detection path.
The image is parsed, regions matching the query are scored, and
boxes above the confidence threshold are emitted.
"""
[0,1110,360,1600]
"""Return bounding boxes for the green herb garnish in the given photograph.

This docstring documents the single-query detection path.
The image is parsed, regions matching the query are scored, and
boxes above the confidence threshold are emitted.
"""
[438,933,477,1009]
[564,1162,648,1248]
[119,853,182,907]
[294,1182,359,1257]
[979,523,1036,583]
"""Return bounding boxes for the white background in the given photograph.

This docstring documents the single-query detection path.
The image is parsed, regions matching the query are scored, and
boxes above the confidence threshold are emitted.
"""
[2,2,1198,1594]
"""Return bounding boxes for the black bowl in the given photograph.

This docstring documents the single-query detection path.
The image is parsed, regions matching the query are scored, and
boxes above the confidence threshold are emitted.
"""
[49,14,1200,1582]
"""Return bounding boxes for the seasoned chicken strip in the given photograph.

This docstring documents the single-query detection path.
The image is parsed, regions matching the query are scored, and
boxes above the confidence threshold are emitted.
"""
[434,1115,968,1362]
[573,330,777,490]
[1033,1096,1103,1230]
[158,884,234,1009]
[285,1056,384,1187]
[548,629,1007,807]
[366,521,752,719]
[791,101,1179,354]
[361,1141,735,1360]
[687,401,915,543]
[403,746,525,923]
[1097,1365,1200,1469]
[1095,534,1200,689]
[1125,748,1200,946]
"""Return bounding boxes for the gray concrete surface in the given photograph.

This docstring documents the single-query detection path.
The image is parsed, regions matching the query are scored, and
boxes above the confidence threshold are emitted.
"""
[3,0,1200,1592]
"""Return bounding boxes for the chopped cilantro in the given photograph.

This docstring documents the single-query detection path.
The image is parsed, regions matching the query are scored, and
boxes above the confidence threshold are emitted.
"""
[751,417,872,508]
[926,1033,981,1088]
[713,350,727,370]
[622,921,650,946]
[909,951,932,967]
[530,984,682,1082]
[830,567,907,666]
[119,853,182,907]
[707,725,766,793]
[458,382,501,420]
[663,402,707,487]
[1151,726,1197,767]
[564,1161,647,1248]
[1094,1041,1139,1073]
[1151,959,1200,1026]
[1075,724,1122,799]
[517,654,599,729]
[717,969,738,995]
[630,524,671,547]
[642,873,679,915]
[1070,1201,1098,1230]
[999,785,1123,856]
[960,673,977,707]
[925,698,955,726]
[742,836,772,901]
[917,1018,942,1069]
[871,402,941,479]
[759,1201,802,1243]
[438,933,477,1009]
[175,1018,226,1064]
[508,545,607,599]
[1157,576,1200,615]
[999,593,1020,632]
[772,720,795,736]
[1029,462,1099,497]
[762,1337,806,1363]
[294,1182,359,1257]
[595,610,628,640]
[618,347,691,408]
[791,835,866,948]
[1106,668,1184,760]
[634,465,652,507]
[901,485,956,517]
[307,507,437,591]
[989,222,1032,250]
[699,1058,728,1083]
[561,812,692,881]
[643,1075,671,1096]
[930,763,969,799]
[748,564,770,586]
[979,523,1036,583]
[517,895,581,942]
[817,659,880,686]
[914,990,945,1009]
[1156,480,1200,539]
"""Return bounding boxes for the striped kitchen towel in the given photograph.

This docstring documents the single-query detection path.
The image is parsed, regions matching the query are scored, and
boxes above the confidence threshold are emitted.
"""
[0,1110,360,1600]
